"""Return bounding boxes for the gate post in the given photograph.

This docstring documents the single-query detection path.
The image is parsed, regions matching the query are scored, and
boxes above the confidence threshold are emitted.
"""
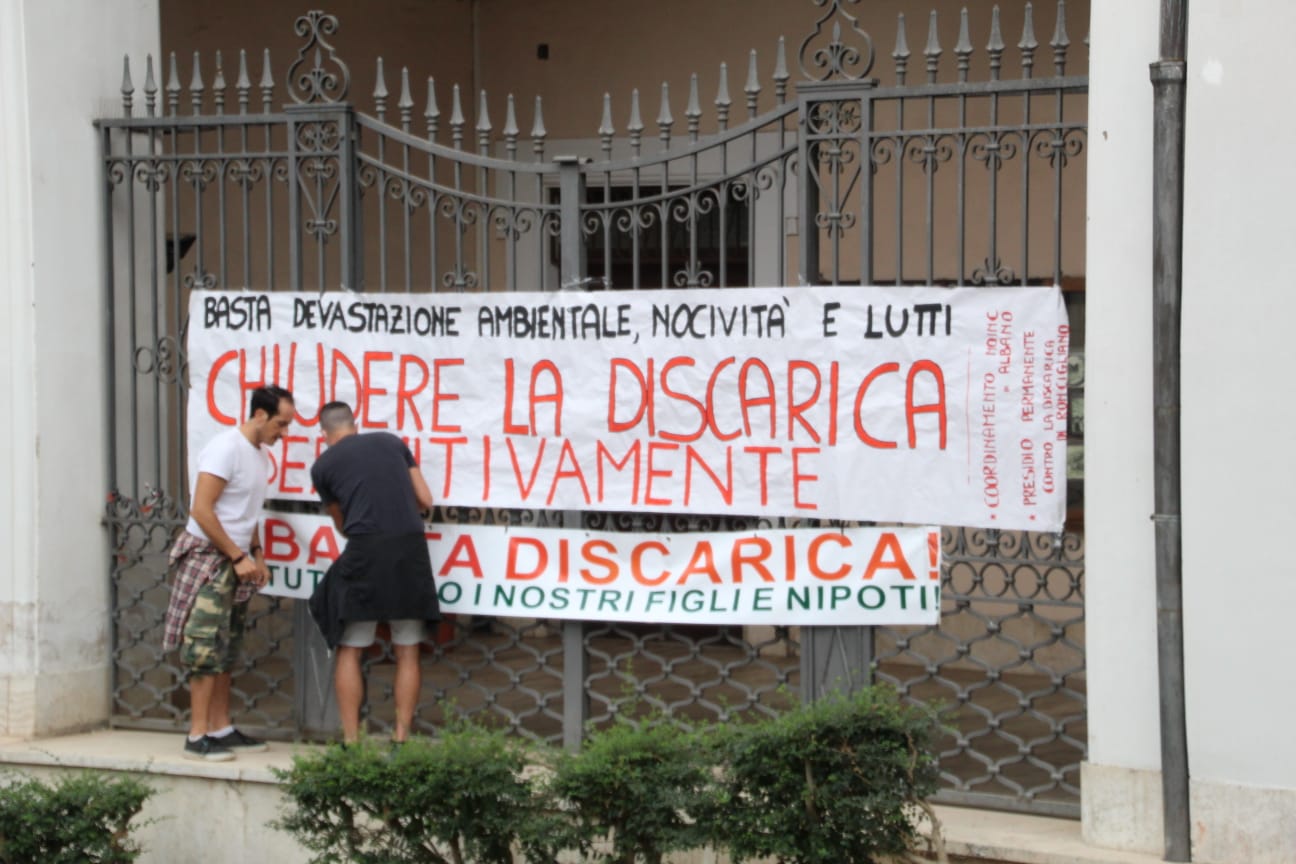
[284,102,358,292]
[295,599,340,736]
[796,83,876,701]
[289,101,357,735]
[556,155,590,750]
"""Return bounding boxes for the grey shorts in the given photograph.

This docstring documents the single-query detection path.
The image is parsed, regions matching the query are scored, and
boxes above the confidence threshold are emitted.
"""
[339,619,427,648]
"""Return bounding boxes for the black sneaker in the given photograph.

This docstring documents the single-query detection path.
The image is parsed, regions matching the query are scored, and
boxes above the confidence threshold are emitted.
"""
[183,735,235,762]
[210,728,269,753]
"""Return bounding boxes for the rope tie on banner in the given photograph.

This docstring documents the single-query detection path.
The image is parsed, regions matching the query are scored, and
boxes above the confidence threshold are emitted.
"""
[1149,513,1182,524]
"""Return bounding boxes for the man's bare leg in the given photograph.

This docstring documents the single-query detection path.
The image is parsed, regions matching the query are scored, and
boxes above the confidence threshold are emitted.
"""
[188,675,215,738]
[335,646,365,743]
[207,672,233,731]
[392,644,421,742]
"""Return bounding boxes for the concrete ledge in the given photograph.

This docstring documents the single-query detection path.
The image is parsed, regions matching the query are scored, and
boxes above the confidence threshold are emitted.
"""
[936,805,1162,864]
[0,730,1168,864]
[0,728,302,785]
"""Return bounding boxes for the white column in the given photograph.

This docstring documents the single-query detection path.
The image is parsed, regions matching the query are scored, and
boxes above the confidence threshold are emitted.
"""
[1178,2,1296,861]
[0,0,159,737]
[1081,0,1165,854]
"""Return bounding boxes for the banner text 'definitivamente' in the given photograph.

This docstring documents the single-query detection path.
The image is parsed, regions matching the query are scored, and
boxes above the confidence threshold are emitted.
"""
[189,285,1068,530]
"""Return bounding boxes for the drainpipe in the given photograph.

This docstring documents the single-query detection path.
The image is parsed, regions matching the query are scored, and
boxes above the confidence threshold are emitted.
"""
[1149,0,1190,860]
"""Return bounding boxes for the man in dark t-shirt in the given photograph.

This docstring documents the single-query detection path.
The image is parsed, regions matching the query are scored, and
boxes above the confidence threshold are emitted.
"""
[309,401,440,743]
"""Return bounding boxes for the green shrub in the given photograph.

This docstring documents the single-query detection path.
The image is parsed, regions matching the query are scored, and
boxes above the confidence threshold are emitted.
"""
[548,717,716,864]
[0,772,153,864]
[274,686,945,864]
[273,723,581,864]
[703,686,943,864]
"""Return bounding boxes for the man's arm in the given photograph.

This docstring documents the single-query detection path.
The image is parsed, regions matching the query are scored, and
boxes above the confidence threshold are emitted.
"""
[409,466,433,511]
[190,472,259,581]
[249,524,269,588]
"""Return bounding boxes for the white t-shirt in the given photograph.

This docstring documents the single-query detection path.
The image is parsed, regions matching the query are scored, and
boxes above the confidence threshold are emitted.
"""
[185,427,271,551]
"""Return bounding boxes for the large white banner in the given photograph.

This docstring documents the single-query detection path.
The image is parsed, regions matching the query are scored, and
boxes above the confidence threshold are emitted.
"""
[259,513,941,626]
[190,286,1068,530]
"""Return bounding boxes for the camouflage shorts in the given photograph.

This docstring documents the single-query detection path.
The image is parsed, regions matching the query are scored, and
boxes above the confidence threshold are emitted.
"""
[179,564,248,678]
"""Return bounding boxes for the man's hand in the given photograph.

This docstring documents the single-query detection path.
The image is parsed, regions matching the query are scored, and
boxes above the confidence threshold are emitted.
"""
[253,553,271,589]
[233,555,261,584]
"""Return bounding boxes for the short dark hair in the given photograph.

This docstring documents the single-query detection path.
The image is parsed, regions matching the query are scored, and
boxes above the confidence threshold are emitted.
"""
[319,401,356,434]
[249,385,294,420]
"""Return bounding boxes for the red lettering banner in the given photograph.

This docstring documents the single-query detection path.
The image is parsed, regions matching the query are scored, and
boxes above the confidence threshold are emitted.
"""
[188,286,1068,530]
[260,513,942,626]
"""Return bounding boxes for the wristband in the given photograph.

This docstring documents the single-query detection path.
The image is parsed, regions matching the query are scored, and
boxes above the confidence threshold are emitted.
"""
[231,553,247,565]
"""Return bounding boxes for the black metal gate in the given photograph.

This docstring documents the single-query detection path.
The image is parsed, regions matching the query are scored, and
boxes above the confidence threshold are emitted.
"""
[100,0,1086,816]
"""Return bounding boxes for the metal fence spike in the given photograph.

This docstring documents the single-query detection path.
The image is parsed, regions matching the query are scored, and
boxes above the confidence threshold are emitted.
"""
[716,63,731,130]
[373,57,388,117]
[1051,0,1071,74]
[213,51,226,113]
[477,89,492,134]
[987,7,1006,80]
[599,92,615,137]
[1020,3,1039,76]
[425,77,439,137]
[504,93,519,159]
[531,95,546,160]
[166,52,181,116]
[450,84,465,125]
[531,95,546,139]
[144,54,157,116]
[894,13,911,83]
[259,48,273,110]
[189,51,204,114]
[657,81,673,130]
[166,50,181,106]
[658,82,673,149]
[774,36,790,103]
[686,74,701,141]
[956,9,974,81]
[121,56,134,115]
[893,13,911,61]
[628,88,643,156]
[744,49,760,117]
[504,93,519,139]
[398,67,414,120]
[476,90,491,151]
[236,50,251,114]
[924,11,942,82]
[600,93,614,155]
[450,84,465,148]
[628,87,644,132]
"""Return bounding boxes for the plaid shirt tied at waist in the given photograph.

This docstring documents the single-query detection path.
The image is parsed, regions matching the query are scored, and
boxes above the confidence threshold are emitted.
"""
[162,531,257,651]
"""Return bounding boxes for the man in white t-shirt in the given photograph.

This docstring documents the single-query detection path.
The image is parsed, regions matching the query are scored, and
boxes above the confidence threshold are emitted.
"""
[162,385,294,761]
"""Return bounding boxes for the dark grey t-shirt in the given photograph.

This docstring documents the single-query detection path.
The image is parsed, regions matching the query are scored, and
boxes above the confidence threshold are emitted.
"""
[310,432,424,536]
